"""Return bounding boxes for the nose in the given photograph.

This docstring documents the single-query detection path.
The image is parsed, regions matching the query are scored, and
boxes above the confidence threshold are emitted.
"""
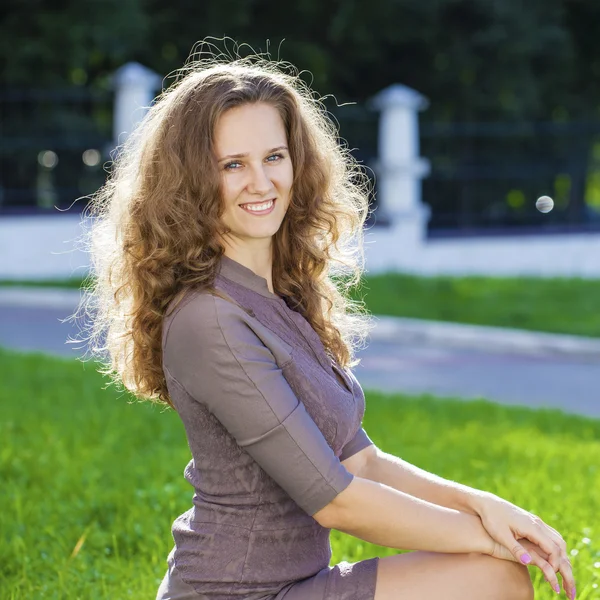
[247,163,273,196]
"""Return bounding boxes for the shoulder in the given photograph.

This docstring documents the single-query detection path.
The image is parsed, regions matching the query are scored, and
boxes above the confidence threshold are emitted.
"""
[163,287,293,368]
[164,288,250,343]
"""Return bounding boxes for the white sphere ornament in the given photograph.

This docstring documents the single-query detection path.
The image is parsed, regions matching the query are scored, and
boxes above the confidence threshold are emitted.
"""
[536,195,554,213]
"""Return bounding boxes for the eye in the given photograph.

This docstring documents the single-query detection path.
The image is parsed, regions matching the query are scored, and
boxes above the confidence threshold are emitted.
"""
[223,153,285,171]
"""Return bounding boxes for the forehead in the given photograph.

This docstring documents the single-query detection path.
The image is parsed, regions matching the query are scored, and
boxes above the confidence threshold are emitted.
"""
[213,103,287,154]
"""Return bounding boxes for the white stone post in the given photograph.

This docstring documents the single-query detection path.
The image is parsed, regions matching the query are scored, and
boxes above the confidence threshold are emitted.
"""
[112,62,162,147]
[369,84,431,250]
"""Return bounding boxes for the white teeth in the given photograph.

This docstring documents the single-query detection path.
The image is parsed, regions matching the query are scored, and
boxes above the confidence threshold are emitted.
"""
[241,199,274,212]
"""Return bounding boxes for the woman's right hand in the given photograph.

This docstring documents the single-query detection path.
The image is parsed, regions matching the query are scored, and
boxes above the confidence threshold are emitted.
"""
[488,538,574,596]
[473,493,575,598]
[490,537,549,562]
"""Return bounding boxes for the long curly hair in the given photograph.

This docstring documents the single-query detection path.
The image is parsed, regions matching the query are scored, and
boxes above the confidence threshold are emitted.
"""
[73,46,374,410]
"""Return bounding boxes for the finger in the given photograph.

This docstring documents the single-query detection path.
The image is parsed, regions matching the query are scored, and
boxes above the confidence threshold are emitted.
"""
[556,556,577,600]
[508,538,558,592]
[516,523,562,570]
[520,545,563,595]
[499,524,560,593]
[524,548,564,591]
[527,539,575,599]
[545,533,575,600]
[532,520,576,598]
[549,549,576,600]
[495,527,537,565]
[520,539,550,562]
[542,525,572,572]
[537,519,568,559]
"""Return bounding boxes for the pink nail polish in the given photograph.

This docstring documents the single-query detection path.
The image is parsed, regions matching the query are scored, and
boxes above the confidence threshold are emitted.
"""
[554,584,560,594]
[520,553,532,564]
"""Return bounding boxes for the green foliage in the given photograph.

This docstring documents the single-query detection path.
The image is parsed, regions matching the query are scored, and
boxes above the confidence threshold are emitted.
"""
[4,1,600,224]
[0,278,86,288]
[2,0,600,120]
[0,0,149,88]
[354,389,600,600]
[1,348,598,598]
[351,272,600,337]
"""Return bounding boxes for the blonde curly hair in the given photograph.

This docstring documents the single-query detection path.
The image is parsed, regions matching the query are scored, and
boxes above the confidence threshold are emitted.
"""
[72,44,374,409]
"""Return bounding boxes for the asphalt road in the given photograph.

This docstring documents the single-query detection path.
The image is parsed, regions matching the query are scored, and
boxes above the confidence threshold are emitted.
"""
[1,304,598,419]
[355,339,599,418]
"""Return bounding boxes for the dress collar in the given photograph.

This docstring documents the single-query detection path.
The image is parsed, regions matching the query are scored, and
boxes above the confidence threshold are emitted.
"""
[217,254,282,300]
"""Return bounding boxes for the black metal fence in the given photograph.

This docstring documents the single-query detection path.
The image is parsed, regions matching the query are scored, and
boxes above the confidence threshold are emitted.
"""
[329,106,600,234]
[419,121,600,234]
[0,88,113,214]
[3,88,600,234]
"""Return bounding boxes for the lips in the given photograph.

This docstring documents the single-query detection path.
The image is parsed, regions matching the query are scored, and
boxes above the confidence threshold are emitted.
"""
[239,198,276,208]
[238,198,277,215]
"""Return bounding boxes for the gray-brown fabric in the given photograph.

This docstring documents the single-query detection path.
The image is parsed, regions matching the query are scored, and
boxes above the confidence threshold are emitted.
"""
[159,254,378,599]
[156,550,380,600]
[157,548,201,599]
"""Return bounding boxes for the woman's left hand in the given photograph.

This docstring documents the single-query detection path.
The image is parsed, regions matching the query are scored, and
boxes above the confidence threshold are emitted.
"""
[472,492,576,599]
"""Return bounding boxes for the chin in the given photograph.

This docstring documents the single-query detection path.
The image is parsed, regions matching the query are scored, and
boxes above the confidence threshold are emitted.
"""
[245,228,281,239]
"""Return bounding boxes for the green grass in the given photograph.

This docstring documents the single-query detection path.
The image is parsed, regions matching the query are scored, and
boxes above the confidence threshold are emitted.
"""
[0,277,85,289]
[1,348,598,599]
[351,272,600,338]
[2,272,600,337]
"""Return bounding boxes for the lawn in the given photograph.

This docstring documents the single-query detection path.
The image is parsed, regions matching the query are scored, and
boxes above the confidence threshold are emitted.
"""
[1,347,598,599]
[2,272,600,338]
[350,272,600,338]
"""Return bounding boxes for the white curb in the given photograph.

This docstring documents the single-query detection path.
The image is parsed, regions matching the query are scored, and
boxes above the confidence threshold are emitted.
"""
[0,287,84,310]
[369,315,600,358]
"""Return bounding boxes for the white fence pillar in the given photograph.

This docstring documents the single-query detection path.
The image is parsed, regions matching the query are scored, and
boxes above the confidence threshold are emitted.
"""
[369,84,432,249]
[112,62,162,147]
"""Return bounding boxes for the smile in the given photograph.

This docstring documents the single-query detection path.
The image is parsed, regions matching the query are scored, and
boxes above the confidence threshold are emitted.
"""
[239,198,276,215]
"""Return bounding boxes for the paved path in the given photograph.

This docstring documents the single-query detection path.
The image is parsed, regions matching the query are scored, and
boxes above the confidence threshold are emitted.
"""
[355,338,599,418]
[1,302,598,419]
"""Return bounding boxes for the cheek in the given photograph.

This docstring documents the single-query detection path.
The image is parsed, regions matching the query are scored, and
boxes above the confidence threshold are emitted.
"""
[280,164,294,190]
[221,176,239,205]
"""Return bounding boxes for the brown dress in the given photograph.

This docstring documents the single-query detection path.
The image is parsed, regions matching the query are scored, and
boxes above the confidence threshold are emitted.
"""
[156,255,379,599]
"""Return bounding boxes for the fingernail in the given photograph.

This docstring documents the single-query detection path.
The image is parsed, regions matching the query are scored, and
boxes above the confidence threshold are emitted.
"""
[572,587,576,600]
[554,584,560,594]
[520,553,532,564]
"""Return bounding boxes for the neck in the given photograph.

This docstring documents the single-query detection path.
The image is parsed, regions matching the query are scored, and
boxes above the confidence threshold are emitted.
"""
[222,242,275,294]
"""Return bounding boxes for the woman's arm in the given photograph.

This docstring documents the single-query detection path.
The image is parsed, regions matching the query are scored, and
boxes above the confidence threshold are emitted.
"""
[321,475,494,555]
[360,449,488,516]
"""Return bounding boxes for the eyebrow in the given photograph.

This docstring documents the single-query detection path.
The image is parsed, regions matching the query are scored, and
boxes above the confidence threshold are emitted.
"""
[217,146,289,162]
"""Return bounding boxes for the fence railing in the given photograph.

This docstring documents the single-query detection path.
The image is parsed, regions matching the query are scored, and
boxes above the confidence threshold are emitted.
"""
[3,87,600,233]
[0,88,113,214]
[419,120,600,231]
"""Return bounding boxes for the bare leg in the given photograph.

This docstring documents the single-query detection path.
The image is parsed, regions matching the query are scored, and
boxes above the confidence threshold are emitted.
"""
[374,550,534,600]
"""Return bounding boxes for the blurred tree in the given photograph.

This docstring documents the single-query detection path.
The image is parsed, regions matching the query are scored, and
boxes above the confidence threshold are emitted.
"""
[561,0,600,221]
[2,0,599,225]
[0,0,588,119]
[0,0,150,88]
[137,0,580,122]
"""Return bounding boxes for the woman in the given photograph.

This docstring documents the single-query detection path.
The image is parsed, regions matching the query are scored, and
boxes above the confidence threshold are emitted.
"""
[79,49,575,600]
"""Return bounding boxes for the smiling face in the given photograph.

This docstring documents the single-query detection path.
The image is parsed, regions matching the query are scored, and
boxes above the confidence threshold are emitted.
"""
[214,102,294,257]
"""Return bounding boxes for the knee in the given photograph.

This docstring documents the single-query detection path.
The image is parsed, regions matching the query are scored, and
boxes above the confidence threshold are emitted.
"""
[471,553,534,600]
[505,561,535,600]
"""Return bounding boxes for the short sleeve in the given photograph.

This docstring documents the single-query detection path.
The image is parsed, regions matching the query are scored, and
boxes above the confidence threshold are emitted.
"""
[163,293,354,517]
[339,427,374,462]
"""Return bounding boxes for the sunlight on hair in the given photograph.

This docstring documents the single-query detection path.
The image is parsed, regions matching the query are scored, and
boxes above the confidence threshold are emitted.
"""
[66,36,376,408]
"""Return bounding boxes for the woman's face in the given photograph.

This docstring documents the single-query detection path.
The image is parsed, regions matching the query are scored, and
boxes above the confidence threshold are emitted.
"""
[214,102,294,251]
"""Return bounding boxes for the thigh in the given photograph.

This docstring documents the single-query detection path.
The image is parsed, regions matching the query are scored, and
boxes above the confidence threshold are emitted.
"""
[374,551,534,600]
[275,557,379,600]
[156,558,201,600]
